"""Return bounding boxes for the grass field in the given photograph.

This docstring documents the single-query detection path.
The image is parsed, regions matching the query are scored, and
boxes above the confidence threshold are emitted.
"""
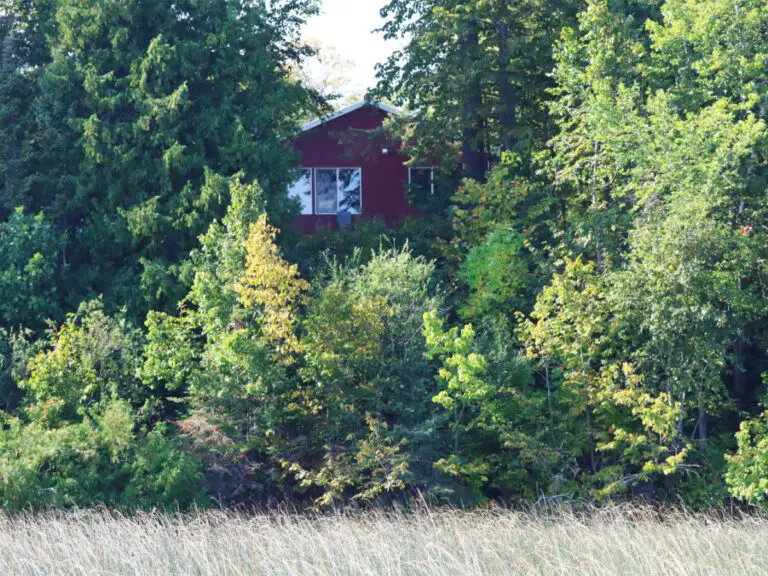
[1,507,767,575]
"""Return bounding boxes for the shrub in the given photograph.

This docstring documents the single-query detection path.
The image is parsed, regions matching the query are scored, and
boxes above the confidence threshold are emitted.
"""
[0,400,205,510]
[21,300,146,424]
[726,411,768,505]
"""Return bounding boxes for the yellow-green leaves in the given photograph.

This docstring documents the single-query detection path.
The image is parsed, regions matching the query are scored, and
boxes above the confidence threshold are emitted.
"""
[424,311,491,411]
[237,214,309,363]
[21,301,144,425]
[726,413,768,504]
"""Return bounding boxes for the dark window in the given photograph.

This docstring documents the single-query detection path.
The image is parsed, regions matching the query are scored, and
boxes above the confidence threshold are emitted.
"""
[315,168,338,214]
[409,167,434,196]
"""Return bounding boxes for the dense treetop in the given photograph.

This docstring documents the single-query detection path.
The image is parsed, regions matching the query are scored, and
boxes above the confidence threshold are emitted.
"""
[2,0,768,510]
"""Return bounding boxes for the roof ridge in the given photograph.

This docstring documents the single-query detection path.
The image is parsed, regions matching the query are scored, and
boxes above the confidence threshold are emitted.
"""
[299,100,400,132]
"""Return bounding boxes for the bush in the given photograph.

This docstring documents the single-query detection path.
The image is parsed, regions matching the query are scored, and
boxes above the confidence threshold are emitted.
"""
[21,300,146,424]
[0,399,206,510]
[726,411,768,505]
[283,245,442,504]
[0,300,206,510]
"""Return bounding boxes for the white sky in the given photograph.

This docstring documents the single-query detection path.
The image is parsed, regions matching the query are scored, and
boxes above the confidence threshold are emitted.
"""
[303,0,403,98]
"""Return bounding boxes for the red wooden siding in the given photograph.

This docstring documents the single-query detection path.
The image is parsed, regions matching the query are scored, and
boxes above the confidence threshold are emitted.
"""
[289,105,418,233]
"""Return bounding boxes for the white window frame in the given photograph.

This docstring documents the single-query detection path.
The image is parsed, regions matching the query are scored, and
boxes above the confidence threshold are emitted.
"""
[314,167,363,215]
[408,167,435,195]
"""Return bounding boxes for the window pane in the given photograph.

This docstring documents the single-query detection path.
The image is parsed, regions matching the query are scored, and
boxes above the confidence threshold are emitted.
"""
[410,168,433,196]
[315,169,338,214]
[338,168,361,214]
[287,168,312,215]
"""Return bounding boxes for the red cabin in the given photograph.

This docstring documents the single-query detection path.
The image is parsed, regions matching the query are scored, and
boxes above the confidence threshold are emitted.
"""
[287,100,432,233]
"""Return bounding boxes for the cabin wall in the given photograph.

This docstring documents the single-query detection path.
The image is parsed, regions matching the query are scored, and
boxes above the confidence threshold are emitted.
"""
[290,106,418,233]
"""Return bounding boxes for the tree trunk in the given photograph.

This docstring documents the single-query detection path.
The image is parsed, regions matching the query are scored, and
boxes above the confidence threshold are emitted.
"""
[460,18,486,182]
[496,20,517,152]
[544,360,557,449]
[586,405,596,474]
[698,406,708,445]
[733,339,748,412]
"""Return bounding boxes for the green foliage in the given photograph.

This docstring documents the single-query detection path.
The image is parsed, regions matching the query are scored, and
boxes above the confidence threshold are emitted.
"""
[726,411,768,505]
[143,175,282,432]
[0,328,37,412]
[290,246,440,504]
[646,0,768,114]
[123,421,207,509]
[424,312,492,492]
[150,199,444,506]
[516,0,768,503]
[375,0,581,181]
[522,258,693,496]
[238,214,310,363]
[1,0,321,319]
[425,312,491,417]
[0,208,63,329]
[458,227,536,322]
[0,298,204,510]
[424,311,550,499]
[286,416,411,506]
[451,157,555,250]
[7,0,768,512]
[142,312,198,395]
[450,156,556,335]
[21,300,146,424]
[286,217,393,273]
[0,399,205,510]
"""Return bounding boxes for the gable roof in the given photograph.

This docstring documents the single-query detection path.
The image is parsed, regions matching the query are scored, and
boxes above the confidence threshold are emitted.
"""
[299,100,400,133]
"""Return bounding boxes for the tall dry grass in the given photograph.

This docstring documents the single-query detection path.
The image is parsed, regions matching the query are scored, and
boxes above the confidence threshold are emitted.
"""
[0,506,766,575]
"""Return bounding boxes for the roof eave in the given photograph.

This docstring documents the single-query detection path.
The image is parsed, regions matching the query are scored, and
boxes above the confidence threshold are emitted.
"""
[299,100,401,133]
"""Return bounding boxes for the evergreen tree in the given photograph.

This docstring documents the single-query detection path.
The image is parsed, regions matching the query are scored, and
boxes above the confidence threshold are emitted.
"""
[373,0,581,182]
[0,0,320,320]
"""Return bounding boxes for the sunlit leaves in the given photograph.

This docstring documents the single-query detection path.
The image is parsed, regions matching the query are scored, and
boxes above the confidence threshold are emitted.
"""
[237,214,309,363]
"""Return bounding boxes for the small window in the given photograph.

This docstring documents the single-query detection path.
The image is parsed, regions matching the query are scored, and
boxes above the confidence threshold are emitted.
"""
[409,167,435,196]
[315,168,362,215]
[287,168,313,215]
